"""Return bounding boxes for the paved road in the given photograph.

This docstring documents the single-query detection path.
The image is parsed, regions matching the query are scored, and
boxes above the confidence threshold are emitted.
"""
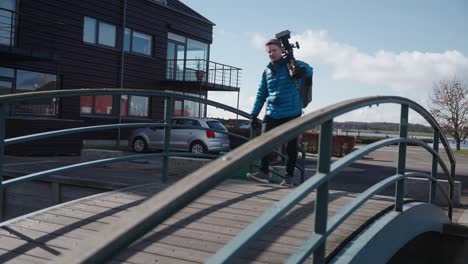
[308,145,468,204]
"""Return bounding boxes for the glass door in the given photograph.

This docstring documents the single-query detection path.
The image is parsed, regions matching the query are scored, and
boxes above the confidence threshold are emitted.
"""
[166,41,186,80]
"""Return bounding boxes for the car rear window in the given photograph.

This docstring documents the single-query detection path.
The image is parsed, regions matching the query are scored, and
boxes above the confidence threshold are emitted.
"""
[206,121,227,131]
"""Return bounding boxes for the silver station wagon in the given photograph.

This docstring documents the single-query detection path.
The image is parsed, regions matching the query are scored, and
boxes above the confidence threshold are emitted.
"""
[129,117,230,154]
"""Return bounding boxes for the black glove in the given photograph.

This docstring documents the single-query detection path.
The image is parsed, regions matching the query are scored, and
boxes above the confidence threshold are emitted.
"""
[250,116,261,129]
[292,66,307,79]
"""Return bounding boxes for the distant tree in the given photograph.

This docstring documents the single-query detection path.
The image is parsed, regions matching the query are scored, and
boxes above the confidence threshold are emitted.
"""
[430,78,468,150]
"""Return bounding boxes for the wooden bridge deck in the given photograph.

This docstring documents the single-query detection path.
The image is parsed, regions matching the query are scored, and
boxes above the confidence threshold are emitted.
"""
[0,179,396,263]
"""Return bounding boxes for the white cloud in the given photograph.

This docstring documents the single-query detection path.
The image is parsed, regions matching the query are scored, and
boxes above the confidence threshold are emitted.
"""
[248,30,468,123]
[252,33,267,50]
[207,30,468,125]
[293,30,468,93]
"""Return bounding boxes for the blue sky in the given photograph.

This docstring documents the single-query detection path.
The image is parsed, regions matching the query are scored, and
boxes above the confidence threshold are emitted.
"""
[181,0,468,124]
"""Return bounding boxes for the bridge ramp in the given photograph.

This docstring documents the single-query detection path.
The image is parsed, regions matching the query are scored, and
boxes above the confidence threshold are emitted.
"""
[0,179,396,263]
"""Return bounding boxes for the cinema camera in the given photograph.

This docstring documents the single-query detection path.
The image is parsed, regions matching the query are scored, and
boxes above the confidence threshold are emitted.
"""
[275,30,301,77]
[275,30,313,108]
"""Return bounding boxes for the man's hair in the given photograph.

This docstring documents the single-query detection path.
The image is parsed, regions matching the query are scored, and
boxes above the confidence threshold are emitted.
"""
[265,38,281,48]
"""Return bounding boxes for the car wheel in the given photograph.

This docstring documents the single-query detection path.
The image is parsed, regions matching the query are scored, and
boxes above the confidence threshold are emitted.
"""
[132,137,148,153]
[190,141,207,154]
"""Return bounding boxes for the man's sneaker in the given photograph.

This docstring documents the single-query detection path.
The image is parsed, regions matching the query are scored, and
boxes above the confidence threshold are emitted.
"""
[280,175,294,187]
[246,171,271,183]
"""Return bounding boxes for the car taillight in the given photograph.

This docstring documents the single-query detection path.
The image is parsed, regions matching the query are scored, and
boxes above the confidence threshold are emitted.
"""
[206,130,215,138]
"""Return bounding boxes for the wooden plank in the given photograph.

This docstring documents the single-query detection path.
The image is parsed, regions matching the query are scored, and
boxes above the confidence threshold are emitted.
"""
[0,225,80,246]
[0,235,67,260]
[147,225,301,256]
[158,219,306,247]
[10,219,97,240]
[0,179,394,263]
[28,213,108,232]
[0,248,49,264]
[113,248,199,264]
[131,236,291,264]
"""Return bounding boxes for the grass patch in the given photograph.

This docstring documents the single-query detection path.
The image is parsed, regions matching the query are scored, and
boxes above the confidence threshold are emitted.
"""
[455,150,468,155]
[230,162,258,180]
[347,129,433,137]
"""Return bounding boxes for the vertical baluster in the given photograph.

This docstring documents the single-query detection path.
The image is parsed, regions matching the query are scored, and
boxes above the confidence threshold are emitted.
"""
[10,12,14,46]
[314,119,333,264]
[449,164,455,221]
[214,63,217,85]
[429,130,439,204]
[395,104,408,212]
[0,104,5,220]
[162,97,173,182]
[222,65,225,86]
[300,146,306,183]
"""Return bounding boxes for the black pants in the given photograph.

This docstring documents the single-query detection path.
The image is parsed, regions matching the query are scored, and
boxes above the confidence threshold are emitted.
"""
[260,114,300,176]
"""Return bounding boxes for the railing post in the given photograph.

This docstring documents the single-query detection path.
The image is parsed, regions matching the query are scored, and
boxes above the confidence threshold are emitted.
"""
[300,145,306,184]
[429,130,439,204]
[314,119,333,264]
[222,65,225,86]
[51,182,62,204]
[395,104,408,212]
[0,104,5,220]
[10,11,15,47]
[162,97,173,183]
[214,63,217,85]
[449,164,455,221]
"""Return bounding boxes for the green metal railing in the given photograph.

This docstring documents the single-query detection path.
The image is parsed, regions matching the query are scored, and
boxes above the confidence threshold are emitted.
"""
[0,89,307,218]
[0,88,260,216]
[53,96,455,263]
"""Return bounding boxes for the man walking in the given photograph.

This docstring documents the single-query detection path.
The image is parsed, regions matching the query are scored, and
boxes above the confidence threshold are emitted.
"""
[247,38,313,187]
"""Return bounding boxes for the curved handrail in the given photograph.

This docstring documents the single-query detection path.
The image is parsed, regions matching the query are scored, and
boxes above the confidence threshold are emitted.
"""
[207,137,454,263]
[54,95,456,263]
[0,88,308,187]
[4,123,250,146]
[287,170,452,264]
[2,152,219,188]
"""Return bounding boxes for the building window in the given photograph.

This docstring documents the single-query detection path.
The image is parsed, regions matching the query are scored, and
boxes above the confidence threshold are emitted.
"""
[0,67,58,116]
[83,17,96,43]
[169,91,205,117]
[98,21,116,47]
[80,95,149,117]
[15,70,58,116]
[0,67,14,107]
[82,16,116,48]
[80,95,114,115]
[0,67,14,78]
[166,32,209,82]
[120,95,149,117]
[80,96,93,114]
[0,0,17,46]
[124,28,152,56]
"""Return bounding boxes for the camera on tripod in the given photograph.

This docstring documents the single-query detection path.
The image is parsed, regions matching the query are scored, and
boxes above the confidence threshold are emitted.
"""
[275,30,302,78]
[274,30,313,108]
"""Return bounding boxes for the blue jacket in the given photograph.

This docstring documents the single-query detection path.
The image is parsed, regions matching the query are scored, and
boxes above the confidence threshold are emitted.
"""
[251,59,313,119]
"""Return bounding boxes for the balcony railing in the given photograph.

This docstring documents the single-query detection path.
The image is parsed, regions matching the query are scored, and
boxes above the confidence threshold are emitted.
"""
[0,7,16,47]
[166,59,241,90]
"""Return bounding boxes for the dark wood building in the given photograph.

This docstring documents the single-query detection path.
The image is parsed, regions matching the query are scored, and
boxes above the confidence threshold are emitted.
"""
[0,0,241,155]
